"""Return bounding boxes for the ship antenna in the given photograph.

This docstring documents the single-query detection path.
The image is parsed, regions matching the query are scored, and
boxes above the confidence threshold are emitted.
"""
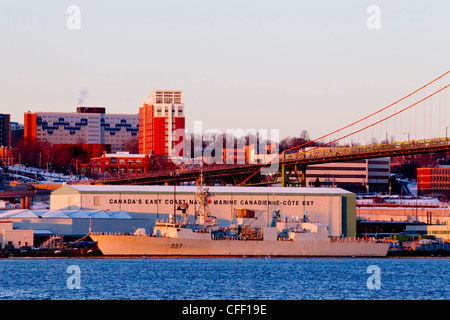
[173,171,177,225]
[199,170,204,186]
[195,170,212,225]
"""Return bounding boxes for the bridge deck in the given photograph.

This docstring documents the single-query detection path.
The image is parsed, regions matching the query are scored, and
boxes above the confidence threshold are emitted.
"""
[97,138,450,185]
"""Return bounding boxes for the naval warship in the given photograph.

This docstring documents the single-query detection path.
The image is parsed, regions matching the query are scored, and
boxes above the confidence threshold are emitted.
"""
[90,179,389,257]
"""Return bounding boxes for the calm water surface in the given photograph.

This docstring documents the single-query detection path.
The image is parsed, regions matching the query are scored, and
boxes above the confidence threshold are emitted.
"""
[0,258,448,300]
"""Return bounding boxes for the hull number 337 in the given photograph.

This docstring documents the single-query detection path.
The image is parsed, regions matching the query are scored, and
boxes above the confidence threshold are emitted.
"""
[169,243,183,249]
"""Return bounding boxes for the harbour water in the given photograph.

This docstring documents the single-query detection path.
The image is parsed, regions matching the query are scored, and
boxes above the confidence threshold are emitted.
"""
[0,258,448,300]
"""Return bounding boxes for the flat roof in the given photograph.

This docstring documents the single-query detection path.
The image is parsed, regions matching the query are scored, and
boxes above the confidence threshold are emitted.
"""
[27,111,138,116]
[102,153,147,158]
[52,184,354,196]
[0,209,133,219]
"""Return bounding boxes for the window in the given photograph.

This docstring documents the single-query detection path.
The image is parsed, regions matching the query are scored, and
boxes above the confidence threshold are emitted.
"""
[94,196,101,206]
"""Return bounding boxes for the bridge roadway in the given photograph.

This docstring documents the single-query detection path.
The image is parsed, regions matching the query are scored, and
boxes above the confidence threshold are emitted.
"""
[0,189,51,200]
[97,138,450,186]
[282,137,450,164]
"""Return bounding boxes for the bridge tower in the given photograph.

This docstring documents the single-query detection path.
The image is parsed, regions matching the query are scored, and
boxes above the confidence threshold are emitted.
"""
[281,163,307,187]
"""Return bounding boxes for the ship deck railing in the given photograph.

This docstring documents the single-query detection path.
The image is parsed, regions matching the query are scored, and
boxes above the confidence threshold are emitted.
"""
[91,232,154,237]
[328,237,385,243]
[212,235,263,241]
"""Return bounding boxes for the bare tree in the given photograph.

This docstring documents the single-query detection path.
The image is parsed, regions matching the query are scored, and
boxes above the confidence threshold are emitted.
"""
[369,137,379,145]
[124,137,139,154]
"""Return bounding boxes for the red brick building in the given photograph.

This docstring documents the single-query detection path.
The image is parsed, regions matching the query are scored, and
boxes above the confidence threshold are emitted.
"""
[90,152,151,176]
[139,90,185,157]
[417,166,450,195]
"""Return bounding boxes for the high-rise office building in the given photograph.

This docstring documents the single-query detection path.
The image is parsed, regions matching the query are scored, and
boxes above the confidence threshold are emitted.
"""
[139,90,185,156]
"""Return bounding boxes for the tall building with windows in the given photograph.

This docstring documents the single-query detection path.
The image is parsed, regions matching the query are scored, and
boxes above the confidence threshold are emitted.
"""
[24,107,139,153]
[10,122,24,148]
[139,90,185,156]
[417,166,450,196]
[0,114,11,147]
[305,157,390,193]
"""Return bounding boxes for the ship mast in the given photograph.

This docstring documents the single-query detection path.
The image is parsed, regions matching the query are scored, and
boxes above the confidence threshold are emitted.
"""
[195,171,212,225]
[173,173,176,224]
[172,170,180,225]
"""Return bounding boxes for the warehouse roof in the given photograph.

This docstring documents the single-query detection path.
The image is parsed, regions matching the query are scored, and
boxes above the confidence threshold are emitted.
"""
[52,184,354,196]
[0,209,133,219]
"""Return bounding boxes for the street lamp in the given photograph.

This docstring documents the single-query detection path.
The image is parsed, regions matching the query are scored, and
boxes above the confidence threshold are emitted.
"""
[445,126,450,164]
[446,126,450,141]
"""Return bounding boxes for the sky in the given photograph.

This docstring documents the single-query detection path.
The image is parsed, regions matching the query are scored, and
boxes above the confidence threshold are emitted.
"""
[0,0,449,142]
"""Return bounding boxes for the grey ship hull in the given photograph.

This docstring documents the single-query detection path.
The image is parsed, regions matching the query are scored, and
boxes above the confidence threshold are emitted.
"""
[90,234,390,257]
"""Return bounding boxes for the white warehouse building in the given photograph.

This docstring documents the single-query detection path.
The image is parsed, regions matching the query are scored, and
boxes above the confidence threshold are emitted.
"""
[1,221,34,249]
[50,185,357,237]
[0,209,149,237]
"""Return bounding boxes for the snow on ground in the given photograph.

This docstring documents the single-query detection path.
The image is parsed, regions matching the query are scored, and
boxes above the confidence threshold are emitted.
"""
[4,165,88,183]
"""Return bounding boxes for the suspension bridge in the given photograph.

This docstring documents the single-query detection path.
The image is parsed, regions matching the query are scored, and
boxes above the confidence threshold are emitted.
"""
[97,70,449,187]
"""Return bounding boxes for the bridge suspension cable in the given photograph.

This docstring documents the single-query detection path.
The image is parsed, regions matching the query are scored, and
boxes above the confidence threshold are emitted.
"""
[284,70,450,154]
[308,83,449,152]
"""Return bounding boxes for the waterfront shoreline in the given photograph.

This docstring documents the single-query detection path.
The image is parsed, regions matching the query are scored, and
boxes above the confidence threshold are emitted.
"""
[2,255,449,260]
